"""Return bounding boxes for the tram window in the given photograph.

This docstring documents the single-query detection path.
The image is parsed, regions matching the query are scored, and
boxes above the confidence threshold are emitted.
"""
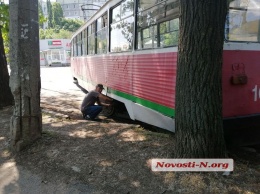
[138,0,157,11]
[110,0,134,52]
[159,19,179,47]
[138,25,158,49]
[76,36,79,56]
[75,37,78,56]
[121,0,134,18]
[82,29,87,55]
[88,22,96,55]
[225,0,260,42]
[137,0,179,49]
[110,17,134,52]
[137,0,179,27]
[76,34,82,56]
[138,3,165,27]
[97,17,102,31]
[80,33,83,56]
[97,13,108,54]
[72,38,76,57]
[112,5,121,23]
[74,38,77,57]
[81,30,85,56]
[112,0,134,23]
[138,0,179,24]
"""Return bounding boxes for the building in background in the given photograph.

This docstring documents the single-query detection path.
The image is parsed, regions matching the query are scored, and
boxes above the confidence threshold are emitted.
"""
[56,0,107,21]
[38,0,107,24]
[40,39,71,66]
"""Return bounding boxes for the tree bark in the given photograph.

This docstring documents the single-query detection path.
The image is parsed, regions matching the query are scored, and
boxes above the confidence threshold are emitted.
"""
[0,27,13,109]
[9,0,42,151]
[175,0,227,158]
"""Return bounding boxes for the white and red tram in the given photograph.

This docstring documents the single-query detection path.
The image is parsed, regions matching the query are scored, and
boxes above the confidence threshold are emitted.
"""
[71,0,260,144]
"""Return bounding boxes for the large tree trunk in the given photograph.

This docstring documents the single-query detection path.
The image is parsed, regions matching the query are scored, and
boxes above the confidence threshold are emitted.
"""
[9,0,42,151]
[0,27,13,108]
[175,0,227,158]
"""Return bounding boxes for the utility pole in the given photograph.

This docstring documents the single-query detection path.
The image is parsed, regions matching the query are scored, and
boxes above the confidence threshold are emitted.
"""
[9,0,42,151]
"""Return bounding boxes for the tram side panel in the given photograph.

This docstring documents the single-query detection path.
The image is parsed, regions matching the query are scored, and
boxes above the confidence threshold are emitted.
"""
[132,52,177,117]
[222,49,260,118]
[222,47,260,145]
[106,54,133,95]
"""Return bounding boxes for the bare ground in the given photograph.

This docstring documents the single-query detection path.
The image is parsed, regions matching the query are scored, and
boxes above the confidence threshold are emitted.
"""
[0,93,260,193]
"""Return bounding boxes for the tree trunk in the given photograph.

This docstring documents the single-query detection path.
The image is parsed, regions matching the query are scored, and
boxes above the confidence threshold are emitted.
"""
[175,0,227,158]
[0,27,13,109]
[9,0,42,151]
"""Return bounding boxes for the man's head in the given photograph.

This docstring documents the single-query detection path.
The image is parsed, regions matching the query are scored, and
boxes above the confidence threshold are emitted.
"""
[96,84,104,93]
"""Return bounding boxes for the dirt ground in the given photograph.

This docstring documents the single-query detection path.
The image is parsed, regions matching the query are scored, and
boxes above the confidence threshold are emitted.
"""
[1,95,260,193]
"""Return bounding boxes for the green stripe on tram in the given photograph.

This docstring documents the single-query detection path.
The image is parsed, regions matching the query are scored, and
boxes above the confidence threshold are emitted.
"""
[110,89,175,118]
[76,77,175,117]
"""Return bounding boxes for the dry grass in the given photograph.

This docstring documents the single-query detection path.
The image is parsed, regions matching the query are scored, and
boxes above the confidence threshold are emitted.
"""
[1,105,259,193]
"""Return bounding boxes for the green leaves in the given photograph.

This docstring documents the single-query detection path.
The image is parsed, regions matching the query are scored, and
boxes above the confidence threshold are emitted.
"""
[39,18,83,39]
[39,2,47,27]
[47,0,53,28]
[39,28,72,39]
[40,1,83,39]
[0,2,9,32]
[0,2,9,55]
[60,18,83,32]
[52,2,63,27]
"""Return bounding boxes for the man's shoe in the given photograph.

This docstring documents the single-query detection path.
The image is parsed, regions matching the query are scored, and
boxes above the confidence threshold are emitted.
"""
[84,115,91,120]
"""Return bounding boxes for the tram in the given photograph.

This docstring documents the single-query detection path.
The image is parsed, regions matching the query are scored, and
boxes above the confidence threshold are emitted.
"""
[70,0,260,142]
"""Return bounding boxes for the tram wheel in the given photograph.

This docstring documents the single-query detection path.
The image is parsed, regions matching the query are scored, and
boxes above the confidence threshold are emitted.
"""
[101,105,116,117]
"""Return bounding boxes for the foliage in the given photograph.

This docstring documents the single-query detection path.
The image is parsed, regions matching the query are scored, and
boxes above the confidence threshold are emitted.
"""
[0,2,13,108]
[47,0,53,28]
[59,18,84,32]
[41,2,83,39]
[0,2,9,55]
[38,2,47,28]
[52,2,63,27]
[39,28,72,39]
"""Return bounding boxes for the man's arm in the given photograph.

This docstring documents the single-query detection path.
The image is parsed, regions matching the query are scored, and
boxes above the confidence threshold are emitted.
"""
[98,93,113,102]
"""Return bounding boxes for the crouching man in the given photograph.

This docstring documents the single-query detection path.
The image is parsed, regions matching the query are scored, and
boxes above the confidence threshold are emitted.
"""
[81,84,113,120]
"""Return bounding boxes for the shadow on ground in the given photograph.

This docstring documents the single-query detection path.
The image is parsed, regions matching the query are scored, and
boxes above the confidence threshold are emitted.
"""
[1,89,260,193]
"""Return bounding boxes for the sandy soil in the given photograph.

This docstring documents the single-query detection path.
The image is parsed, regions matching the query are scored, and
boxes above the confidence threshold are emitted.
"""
[1,98,260,194]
